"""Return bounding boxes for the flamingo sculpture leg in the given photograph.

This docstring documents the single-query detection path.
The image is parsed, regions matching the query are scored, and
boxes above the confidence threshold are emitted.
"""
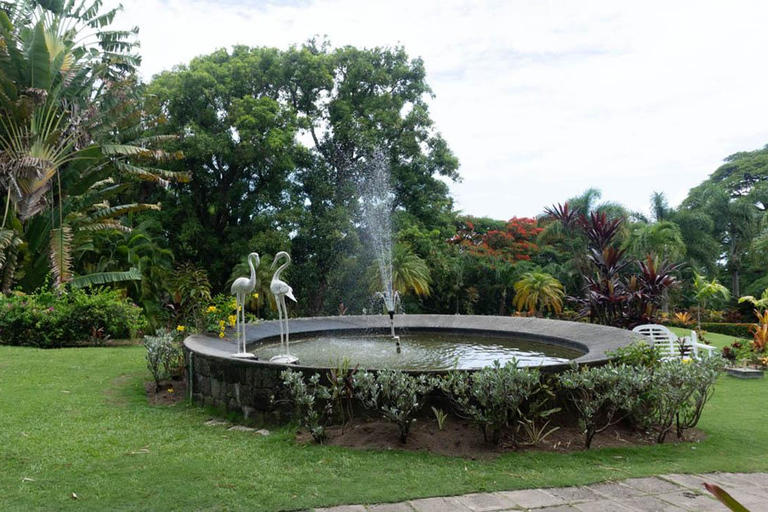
[269,251,298,364]
[230,252,259,359]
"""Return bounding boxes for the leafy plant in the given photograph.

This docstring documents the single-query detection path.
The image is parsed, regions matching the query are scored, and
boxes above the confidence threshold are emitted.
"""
[438,361,541,445]
[748,322,768,352]
[144,329,183,392]
[281,370,331,444]
[642,358,721,443]
[0,287,145,347]
[353,370,434,443]
[674,311,693,325]
[704,483,751,512]
[431,406,448,431]
[607,341,663,369]
[518,413,560,446]
[693,273,731,330]
[558,364,650,448]
[513,272,564,316]
[674,357,722,439]
[168,263,212,331]
[326,359,359,427]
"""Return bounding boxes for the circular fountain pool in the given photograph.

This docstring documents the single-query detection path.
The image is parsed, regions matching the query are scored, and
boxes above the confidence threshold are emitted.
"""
[184,315,640,420]
[253,332,580,370]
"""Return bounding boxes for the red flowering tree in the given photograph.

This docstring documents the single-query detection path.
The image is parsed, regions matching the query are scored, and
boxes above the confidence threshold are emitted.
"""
[451,217,542,263]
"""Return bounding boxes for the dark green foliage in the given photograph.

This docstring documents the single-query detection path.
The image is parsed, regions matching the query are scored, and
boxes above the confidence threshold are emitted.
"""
[145,41,458,313]
[699,323,752,339]
[0,287,145,347]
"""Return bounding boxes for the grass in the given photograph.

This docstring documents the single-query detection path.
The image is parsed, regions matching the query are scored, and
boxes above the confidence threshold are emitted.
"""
[1,336,766,511]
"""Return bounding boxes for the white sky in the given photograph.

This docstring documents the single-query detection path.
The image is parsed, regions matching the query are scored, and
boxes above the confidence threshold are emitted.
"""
[111,0,768,220]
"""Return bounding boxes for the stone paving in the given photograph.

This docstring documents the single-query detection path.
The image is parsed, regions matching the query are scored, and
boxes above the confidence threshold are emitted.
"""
[314,473,768,511]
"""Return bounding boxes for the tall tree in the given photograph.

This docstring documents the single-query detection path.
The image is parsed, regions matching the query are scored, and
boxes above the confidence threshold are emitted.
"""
[147,41,459,314]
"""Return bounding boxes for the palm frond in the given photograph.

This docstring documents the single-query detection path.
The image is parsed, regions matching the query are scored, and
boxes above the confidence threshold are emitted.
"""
[69,267,141,288]
[49,225,73,286]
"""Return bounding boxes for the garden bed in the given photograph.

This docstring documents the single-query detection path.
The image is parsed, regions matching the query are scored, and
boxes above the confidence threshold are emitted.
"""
[297,417,706,459]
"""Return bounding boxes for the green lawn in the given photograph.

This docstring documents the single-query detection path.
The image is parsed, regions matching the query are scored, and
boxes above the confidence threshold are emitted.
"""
[1,337,766,511]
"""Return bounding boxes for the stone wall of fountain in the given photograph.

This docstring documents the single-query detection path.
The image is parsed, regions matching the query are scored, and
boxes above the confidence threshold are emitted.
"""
[184,315,639,419]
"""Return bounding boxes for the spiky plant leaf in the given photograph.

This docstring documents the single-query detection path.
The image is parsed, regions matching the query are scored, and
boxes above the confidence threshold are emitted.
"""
[49,225,72,286]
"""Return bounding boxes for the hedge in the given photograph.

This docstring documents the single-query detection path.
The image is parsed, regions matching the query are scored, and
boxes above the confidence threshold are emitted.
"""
[0,288,146,348]
[699,322,752,339]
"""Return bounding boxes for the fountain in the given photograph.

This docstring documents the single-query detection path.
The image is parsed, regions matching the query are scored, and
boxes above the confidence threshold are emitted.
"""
[182,154,639,417]
[359,151,400,340]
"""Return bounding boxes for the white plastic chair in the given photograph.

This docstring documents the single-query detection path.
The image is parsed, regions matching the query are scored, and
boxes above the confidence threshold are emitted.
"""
[685,330,717,358]
[631,324,678,359]
[631,324,716,360]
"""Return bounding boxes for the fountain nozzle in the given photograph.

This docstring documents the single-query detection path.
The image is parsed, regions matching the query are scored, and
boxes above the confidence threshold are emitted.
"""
[388,310,394,320]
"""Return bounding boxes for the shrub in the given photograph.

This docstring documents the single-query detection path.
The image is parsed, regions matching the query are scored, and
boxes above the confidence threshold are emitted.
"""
[558,364,650,448]
[281,370,331,443]
[699,323,752,339]
[0,288,145,347]
[144,329,184,391]
[607,341,663,369]
[353,370,433,443]
[643,357,722,443]
[438,361,542,445]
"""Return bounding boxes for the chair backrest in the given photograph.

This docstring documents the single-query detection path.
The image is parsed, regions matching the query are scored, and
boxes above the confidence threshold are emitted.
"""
[631,324,678,359]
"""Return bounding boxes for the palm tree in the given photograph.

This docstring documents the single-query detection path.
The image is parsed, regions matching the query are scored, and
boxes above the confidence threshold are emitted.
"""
[692,273,731,330]
[0,1,186,291]
[370,243,431,299]
[513,272,564,317]
[625,221,686,261]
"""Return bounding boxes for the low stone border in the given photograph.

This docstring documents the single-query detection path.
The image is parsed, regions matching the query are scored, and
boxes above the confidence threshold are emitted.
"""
[184,315,638,417]
[314,472,768,511]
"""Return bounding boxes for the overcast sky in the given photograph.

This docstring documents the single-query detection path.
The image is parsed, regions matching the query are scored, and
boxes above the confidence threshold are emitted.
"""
[111,0,768,220]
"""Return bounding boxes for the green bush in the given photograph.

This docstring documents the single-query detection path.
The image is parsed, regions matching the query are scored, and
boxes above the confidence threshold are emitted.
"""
[558,364,651,449]
[699,323,752,339]
[144,329,184,391]
[281,370,331,443]
[0,288,145,347]
[607,341,663,369]
[642,357,722,443]
[437,361,542,445]
[353,370,434,443]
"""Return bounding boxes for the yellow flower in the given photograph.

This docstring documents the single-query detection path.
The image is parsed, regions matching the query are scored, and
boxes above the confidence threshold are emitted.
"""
[219,332,225,339]
[167,388,174,394]
[682,358,692,364]
[206,306,218,313]
[228,315,237,327]
[253,292,259,299]
[218,320,226,327]
[176,325,186,332]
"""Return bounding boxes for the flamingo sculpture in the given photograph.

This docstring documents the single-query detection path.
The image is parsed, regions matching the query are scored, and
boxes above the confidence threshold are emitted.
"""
[269,251,298,364]
[229,252,259,358]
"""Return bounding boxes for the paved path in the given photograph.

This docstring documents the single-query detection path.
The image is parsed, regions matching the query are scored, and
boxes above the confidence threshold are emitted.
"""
[314,472,768,511]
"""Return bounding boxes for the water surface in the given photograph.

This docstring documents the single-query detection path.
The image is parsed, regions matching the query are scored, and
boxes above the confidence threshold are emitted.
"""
[253,332,581,370]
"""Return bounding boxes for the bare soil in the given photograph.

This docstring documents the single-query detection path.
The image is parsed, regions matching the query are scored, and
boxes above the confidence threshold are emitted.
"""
[297,417,706,459]
[145,378,187,406]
